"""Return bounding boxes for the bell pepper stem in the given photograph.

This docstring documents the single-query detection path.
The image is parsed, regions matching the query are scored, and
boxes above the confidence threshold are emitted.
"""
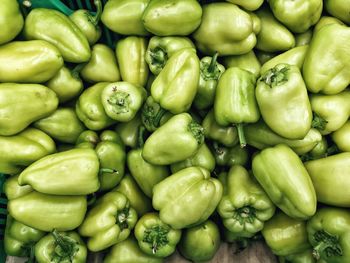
[99,168,119,174]
[311,112,328,131]
[51,229,79,261]
[312,242,330,260]
[150,48,166,66]
[208,52,219,73]
[91,0,103,26]
[236,124,247,148]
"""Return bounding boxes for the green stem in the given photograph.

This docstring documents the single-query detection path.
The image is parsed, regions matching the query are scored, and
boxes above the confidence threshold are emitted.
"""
[71,63,86,79]
[208,52,219,73]
[312,242,330,260]
[25,246,36,263]
[311,112,328,131]
[150,48,166,66]
[100,168,118,174]
[91,0,103,25]
[236,124,246,148]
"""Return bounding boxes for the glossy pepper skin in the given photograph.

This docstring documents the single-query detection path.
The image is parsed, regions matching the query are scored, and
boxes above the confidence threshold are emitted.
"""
[0,0,23,44]
[304,153,350,207]
[256,63,312,140]
[101,82,147,122]
[3,175,33,200]
[279,249,316,263]
[331,120,350,152]
[213,143,249,167]
[222,51,261,78]
[46,66,83,103]
[18,148,100,195]
[0,83,59,136]
[115,114,143,148]
[194,53,225,110]
[8,191,87,232]
[193,3,256,56]
[314,16,345,33]
[252,144,317,219]
[307,207,350,263]
[244,120,322,155]
[179,220,221,262]
[0,128,56,175]
[127,149,169,198]
[101,0,150,36]
[268,0,323,33]
[134,213,181,258]
[81,44,121,83]
[214,67,260,147]
[303,23,350,94]
[218,165,275,238]
[116,36,149,87]
[324,0,350,25]
[34,107,86,144]
[151,48,200,114]
[142,0,202,36]
[4,216,45,258]
[76,82,116,131]
[69,0,102,45]
[145,36,195,75]
[113,174,153,217]
[0,40,63,83]
[142,113,204,165]
[262,212,311,256]
[153,167,223,229]
[24,8,91,63]
[76,130,126,191]
[104,236,163,263]
[35,231,87,263]
[310,91,350,135]
[225,0,263,11]
[79,191,138,252]
[256,8,295,52]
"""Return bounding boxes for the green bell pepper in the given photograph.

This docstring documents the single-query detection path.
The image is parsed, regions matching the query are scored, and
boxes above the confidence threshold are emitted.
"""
[0,0,23,45]
[214,67,260,147]
[35,230,87,263]
[256,50,277,64]
[268,0,323,33]
[4,215,45,258]
[0,40,63,83]
[170,143,215,173]
[3,175,33,200]
[307,207,350,263]
[79,191,138,252]
[260,45,309,74]
[202,110,238,147]
[262,212,311,256]
[113,174,153,217]
[212,143,249,167]
[218,165,275,237]
[256,7,295,52]
[69,0,102,45]
[104,236,163,263]
[300,136,330,162]
[76,130,126,191]
[127,148,169,198]
[304,153,350,207]
[314,16,345,33]
[145,36,195,75]
[115,113,143,148]
[331,120,350,152]
[116,36,149,87]
[142,113,204,165]
[193,2,256,56]
[8,191,87,232]
[153,167,223,229]
[256,63,312,139]
[295,29,313,47]
[225,0,263,11]
[252,144,317,219]
[310,91,350,135]
[101,0,150,36]
[194,53,225,110]
[324,0,350,25]
[134,212,181,258]
[18,148,100,195]
[151,48,200,114]
[279,249,316,263]
[46,66,83,103]
[101,82,147,122]
[0,83,59,136]
[34,107,86,144]
[81,44,121,83]
[76,82,116,131]
[244,120,322,155]
[222,51,261,78]
[24,8,91,63]
[179,220,220,262]
[0,128,56,175]
[142,0,202,36]
[303,23,350,94]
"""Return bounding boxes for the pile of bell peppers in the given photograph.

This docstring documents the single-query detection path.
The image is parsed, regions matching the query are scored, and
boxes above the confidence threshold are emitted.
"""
[1,0,350,262]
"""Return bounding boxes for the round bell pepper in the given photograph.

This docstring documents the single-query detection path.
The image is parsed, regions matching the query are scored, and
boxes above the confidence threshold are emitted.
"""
[3,175,33,200]
[222,51,261,78]
[0,0,23,45]
[331,120,350,152]
[115,113,143,148]
[324,0,350,25]
[225,0,263,11]
[134,213,181,258]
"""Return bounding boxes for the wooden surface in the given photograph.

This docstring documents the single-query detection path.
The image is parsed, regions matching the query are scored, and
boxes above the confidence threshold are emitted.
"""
[7,241,277,263]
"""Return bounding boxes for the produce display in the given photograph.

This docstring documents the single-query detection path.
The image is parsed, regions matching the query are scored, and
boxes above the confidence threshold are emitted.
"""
[1,0,350,262]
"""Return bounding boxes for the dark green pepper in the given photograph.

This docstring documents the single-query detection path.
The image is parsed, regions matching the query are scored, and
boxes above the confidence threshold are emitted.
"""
[212,143,249,167]
[0,0,24,44]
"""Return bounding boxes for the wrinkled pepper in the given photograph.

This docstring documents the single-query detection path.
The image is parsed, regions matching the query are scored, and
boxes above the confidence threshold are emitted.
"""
[0,0,24,45]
